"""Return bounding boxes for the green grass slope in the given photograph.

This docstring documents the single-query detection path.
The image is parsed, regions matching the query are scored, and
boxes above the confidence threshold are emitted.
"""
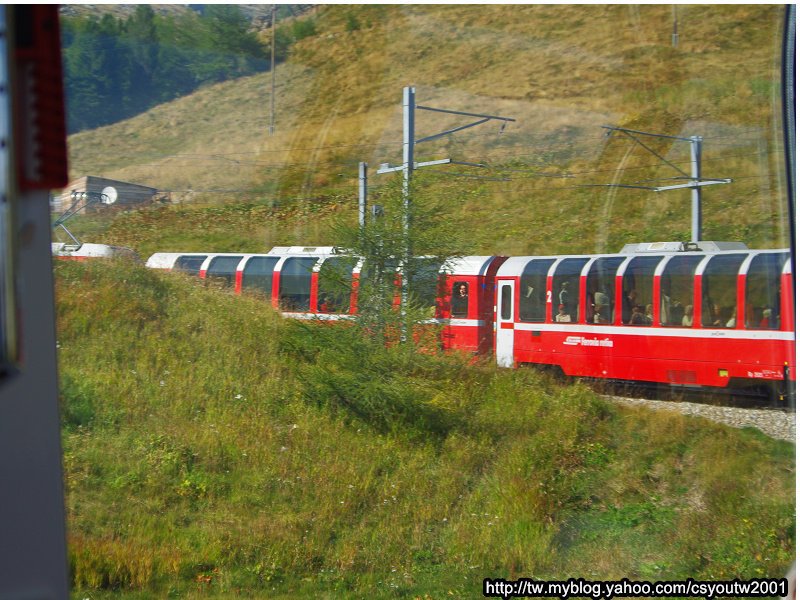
[57,260,794,597]
[63,4,791,258]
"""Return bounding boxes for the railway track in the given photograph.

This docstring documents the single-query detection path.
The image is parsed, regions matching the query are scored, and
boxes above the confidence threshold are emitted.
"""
[599,390,796,443]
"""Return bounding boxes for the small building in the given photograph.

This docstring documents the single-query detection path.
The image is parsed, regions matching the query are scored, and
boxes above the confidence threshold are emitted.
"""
[54,176,158,214]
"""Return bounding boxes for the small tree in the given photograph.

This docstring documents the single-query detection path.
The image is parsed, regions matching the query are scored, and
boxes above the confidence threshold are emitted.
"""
[328,173,471,348]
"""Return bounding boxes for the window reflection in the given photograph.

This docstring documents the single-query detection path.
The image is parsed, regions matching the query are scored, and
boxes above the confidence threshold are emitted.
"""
[279,257,317,312]
[660,255,703,327]
[206,256,243,287]
[551,258,588,324]
[519,259,554,323]
[242,257,279,299]
[621,256,661,326]
[745,253,789,330]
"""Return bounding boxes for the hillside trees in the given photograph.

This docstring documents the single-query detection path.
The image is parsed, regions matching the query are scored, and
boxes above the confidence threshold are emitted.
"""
[178,5,267,84]
[61,6,269,133]
[64,15,127,130]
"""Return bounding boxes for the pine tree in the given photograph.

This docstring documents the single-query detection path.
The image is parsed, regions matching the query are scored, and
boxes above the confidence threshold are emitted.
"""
[328,173,470,347]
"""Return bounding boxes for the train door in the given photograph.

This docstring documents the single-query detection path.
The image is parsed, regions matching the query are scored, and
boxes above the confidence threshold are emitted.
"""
[495,279,515,367]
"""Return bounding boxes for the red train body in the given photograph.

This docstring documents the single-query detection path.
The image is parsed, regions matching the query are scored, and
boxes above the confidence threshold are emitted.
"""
[146,241,795,401]
[493,242,794,398]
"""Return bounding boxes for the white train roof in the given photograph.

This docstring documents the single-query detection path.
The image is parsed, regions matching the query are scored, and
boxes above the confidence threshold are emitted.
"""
[146,249,337,270]
[53,243,138,260]
[440,256,502,276]
[267,246,337,255]
[145,252,200,268]
[497,247,791,277]
[618,241,748,253]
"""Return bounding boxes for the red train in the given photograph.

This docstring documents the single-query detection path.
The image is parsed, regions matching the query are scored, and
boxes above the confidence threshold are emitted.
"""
[146,241,795,403]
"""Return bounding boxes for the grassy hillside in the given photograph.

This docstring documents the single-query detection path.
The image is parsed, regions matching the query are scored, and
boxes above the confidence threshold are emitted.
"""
[56,8,795,598]
[56,259,794,597]
[62,4,791,257]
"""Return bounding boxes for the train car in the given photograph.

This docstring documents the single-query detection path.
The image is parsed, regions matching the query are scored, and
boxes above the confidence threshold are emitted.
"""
[437,255,507,355]
[493,241,795,401]
[147,249,509,355]
[147,247,346,317]
[147,241,794,401]
[51,242,139,261]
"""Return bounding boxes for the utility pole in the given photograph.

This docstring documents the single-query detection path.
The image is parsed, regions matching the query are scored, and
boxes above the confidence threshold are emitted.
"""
[269,4,276,135]
[358,161,367,229]
[690,135,701,241]
[672,5,679,48]
[400,86,415,328]
[377,86,515,341]
[591,126,729,242]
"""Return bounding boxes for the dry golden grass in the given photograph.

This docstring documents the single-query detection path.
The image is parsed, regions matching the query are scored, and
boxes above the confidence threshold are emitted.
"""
[57,260,794,597]
[66,4,789,254]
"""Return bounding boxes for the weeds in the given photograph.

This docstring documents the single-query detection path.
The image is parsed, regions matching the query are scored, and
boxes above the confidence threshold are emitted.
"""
[56,260,794,597]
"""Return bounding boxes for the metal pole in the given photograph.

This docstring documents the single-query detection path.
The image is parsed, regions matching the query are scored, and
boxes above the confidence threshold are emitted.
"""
[358,161,367,229]
[269,5,276,135]
[672,5,679,48]
[401,86,415,342]
[690,135,702,242]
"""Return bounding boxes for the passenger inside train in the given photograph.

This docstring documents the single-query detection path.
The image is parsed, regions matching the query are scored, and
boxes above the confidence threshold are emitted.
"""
[451,282,468,317]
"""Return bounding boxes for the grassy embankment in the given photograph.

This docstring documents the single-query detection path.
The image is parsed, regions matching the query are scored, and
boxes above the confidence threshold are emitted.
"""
[57,259,794,598]
[61,4,790,259]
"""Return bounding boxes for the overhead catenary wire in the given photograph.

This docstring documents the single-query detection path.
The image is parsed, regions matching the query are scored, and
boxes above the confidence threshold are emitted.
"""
[80,125,784,199]
[87,123,772,171]
[483,173,773,194]
[81,126,778,171]
[98,146,783,179]
[126,170,773,198]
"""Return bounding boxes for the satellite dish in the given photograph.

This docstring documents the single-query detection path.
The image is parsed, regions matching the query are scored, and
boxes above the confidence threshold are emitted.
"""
[101,186,118,205]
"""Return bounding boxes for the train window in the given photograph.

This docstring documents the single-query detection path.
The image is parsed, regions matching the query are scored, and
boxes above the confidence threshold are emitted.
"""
[659,255,704,327]
[745,253,788,329]
[701,254,747,328]
[241,256,279,299]
[206,256,243,287]
[361,259,399,285]
[551,258,588,324]
[585,257,624,325]
[621,256,661,326]
[409,259,443,314]
[174,255,207,276]
[278,257,317,311]
[317,256,357,314]
[451,281,469,318]
[519,258,555,323]
[358,258,400,308]
[500,284,511,321]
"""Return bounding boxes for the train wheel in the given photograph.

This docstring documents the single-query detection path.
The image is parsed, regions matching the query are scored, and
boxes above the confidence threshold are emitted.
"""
[770,380,796,410]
